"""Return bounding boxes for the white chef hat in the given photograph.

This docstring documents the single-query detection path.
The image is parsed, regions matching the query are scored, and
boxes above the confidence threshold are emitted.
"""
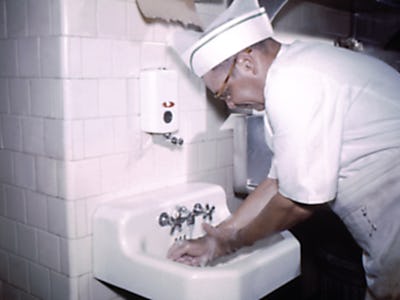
[171,0,273,77]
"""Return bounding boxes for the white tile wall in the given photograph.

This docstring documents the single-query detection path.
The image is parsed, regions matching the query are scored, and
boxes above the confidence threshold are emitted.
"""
[0,0,232,299]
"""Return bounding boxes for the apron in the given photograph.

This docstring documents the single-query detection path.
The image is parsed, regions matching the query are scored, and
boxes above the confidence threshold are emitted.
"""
[331,148,400,299]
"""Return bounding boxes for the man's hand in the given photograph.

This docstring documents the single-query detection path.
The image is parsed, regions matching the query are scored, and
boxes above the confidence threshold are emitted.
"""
[167,222,238,267]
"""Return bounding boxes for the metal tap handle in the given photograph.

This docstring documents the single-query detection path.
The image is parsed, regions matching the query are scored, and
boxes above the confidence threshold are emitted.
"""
[202,204,215,221]
[158,212,171,227]
[192,203,203,216]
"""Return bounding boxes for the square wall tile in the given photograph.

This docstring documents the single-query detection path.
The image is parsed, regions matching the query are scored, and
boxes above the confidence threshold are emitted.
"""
[40,37,62,77]
[61,37,82,78]
[81,38,112,78]
[64,79,98,120]
[2,283,22,300]
[0,40,18,76]
[5,184,26,223]
[97,0,126,38]
[100,153,130,193]
[83,118,114,157]
[180,110,208,143]
[63,159,101,200]
[36,156,58,196]
[112,40,140,77]
[127,78,140,116]
[30,79,63,119]
[61,0,96,37]
[64,120,84,160]
[29,262,51,300]
[0,249,9,281]
[1,114,22,151]
[14,152,36,190]
[17,37,40,77]
[9,78,30,115]
[50,271,79,300]
[0,149,14,184]
[44,119,64,159]
[113,116,138,153]
[27,0,51,36]
[178,68,207,112]
[141,42,168,69]
[0,0,6,39]
[217,137,233,167]
[26,190,48,231]
[17,223,38,261]
[198,140,217,172]
[38,230,60,271]
[0,216,17,252]
[8,254,29,291]
[98,79,127,117]
[22,117,45,155]
[0,78,10,113]
[47,197,77,238]
[0,184,5,216]
[6,0,28,37]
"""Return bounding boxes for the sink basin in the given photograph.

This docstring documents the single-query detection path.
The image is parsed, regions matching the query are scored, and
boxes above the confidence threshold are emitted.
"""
[93,182,300,300]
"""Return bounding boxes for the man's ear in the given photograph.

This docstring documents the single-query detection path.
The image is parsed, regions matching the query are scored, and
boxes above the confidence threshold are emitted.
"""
[235,49,257,75]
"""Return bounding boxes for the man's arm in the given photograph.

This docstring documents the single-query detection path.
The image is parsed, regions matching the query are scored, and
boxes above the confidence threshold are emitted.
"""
[168,177,320,265]
[234,190,317,248]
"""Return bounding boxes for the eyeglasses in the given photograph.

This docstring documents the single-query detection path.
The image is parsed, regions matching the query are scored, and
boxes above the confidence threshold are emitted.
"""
[214,57,237,101]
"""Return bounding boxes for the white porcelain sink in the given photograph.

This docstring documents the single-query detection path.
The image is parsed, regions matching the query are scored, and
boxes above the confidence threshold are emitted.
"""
[93,183,300,300]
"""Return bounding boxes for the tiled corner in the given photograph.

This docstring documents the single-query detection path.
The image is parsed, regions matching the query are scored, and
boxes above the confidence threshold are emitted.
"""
[37,230,61,272]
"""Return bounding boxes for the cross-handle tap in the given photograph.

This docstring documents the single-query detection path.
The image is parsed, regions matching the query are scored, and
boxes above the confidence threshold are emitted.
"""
[191,203,215,221]
[158,203,216,235]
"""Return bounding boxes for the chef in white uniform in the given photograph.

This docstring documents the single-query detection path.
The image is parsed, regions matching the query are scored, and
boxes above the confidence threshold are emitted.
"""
[168,0,400,298]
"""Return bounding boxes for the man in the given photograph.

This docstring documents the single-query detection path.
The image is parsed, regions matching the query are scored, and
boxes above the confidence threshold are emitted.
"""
[168,0,400,299]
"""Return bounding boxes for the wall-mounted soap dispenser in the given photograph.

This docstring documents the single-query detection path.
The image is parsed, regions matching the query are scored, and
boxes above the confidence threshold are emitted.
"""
[140,68,179,133]
[140,68,183,145]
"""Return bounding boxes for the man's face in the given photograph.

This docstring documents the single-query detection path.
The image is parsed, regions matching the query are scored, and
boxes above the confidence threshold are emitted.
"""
[203,59,265,111]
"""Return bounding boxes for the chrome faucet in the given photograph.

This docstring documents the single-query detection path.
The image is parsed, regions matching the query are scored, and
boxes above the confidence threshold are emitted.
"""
[158,203,215,235]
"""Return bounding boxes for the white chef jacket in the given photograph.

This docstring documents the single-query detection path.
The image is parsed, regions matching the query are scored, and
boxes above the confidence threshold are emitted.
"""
[263,41,400,298]
[263,41,400,205]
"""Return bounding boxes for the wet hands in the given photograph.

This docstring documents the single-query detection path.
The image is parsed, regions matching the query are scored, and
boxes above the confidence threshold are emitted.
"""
[167,222,239,267]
